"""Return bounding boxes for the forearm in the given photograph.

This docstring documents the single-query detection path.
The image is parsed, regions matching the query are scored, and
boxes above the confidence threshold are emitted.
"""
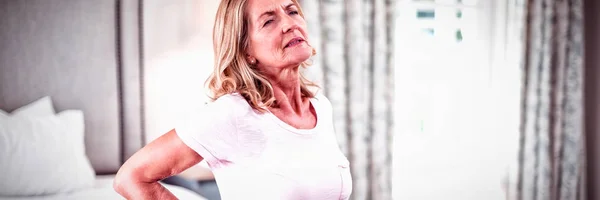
[113,130,203,199]
[115,179,177,200]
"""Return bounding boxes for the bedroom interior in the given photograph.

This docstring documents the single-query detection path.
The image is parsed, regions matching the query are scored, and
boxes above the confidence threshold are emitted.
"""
[0,0,214,199]
[0,0,598,200]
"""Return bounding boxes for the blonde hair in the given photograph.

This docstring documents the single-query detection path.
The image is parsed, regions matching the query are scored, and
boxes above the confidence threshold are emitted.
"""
[206,0,318,113]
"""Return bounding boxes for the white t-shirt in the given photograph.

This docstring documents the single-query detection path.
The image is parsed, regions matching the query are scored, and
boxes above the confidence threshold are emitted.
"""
[176,93,352,200]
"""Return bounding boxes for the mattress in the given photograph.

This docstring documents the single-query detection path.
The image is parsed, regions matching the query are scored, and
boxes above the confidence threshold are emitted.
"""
[0,175,207,200]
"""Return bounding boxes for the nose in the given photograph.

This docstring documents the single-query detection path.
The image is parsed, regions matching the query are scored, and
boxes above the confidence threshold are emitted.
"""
[281,15,298,33]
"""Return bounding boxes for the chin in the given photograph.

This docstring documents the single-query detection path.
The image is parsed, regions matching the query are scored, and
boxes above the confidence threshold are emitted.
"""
[286,46,312,65]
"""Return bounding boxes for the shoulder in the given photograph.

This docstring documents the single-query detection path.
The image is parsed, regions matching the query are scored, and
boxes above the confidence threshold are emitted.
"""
[211,93,247,106]
[196,93,250,120]
[312,92,330,103]
[311,91,333,112]
[206,93,252,111]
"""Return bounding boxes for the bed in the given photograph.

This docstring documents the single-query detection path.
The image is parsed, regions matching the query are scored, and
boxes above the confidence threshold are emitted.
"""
[0,0,206,199]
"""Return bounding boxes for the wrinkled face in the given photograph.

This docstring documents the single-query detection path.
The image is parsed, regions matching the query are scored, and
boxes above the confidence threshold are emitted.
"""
[245,0,312,71]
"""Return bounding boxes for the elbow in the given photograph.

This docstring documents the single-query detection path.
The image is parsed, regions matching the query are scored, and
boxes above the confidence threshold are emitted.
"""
[112,175,125,195]
[113,168,136,196]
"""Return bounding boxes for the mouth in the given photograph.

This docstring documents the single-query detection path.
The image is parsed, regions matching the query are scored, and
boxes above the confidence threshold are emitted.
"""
[284,37,305,48]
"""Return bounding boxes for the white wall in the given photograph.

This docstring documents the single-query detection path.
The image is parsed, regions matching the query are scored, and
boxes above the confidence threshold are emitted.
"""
[142,0,219,143]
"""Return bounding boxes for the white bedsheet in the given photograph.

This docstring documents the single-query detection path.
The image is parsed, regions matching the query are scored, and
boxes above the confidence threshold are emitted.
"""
[0,175,207,200]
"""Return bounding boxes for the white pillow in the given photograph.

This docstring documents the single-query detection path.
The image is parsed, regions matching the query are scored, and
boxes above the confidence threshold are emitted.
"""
[0,101,95,196]
[10,96,55,117]
[0,96,54,121]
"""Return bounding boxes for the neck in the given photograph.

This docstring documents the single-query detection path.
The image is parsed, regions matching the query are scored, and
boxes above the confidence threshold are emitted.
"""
[264,67,305,114]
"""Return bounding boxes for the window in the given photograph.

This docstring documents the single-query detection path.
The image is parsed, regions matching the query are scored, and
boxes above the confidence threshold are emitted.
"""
[421,28,435,36]
[416,10,436,19]
[394,0,489,137]
[393,0,520,199]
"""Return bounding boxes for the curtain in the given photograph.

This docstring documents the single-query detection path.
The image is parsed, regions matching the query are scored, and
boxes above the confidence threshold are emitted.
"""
[299,0,396,200]
[512,0,587,199]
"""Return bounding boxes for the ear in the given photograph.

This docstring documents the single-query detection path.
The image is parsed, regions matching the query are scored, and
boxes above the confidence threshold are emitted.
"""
[246,54,257,65]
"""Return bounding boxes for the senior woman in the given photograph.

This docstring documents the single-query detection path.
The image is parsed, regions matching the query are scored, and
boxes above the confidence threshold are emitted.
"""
[113,0,352,199]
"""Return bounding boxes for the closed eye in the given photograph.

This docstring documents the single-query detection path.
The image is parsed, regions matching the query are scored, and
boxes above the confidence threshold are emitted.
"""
[289,10,299,15]
[263,19,273,27]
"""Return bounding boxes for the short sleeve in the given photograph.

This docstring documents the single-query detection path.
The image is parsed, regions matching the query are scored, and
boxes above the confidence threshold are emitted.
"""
[175,95,241,166]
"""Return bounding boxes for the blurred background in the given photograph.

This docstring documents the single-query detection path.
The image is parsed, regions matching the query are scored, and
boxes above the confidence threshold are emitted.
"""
[0,0,598,200]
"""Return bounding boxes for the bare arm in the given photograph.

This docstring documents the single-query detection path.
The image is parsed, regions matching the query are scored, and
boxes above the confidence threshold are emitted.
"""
[113,129,203,200]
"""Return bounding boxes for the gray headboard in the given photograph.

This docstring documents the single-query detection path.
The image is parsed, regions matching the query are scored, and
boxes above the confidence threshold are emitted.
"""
[0,0,144,175]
